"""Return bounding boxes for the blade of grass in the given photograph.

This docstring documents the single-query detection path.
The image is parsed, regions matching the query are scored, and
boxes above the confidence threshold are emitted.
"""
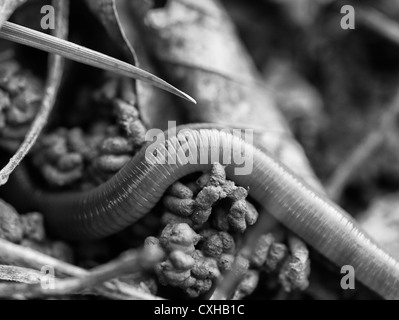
[0,21,196,104]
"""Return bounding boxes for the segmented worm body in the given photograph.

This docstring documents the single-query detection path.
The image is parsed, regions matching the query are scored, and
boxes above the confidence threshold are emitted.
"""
[4,125,399,299]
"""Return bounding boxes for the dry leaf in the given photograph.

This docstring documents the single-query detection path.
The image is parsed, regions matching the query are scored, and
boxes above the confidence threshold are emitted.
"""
[131,0,322,190]
[85,0,138,65]
[86,0,182,129]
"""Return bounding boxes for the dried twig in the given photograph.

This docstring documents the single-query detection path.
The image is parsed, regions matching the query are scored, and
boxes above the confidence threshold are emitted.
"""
[46,248,163,296]
[0,0,68,186]
[0,238,83,277]
[0,247,163,299]
[0,239,163,300]
[0,265,43,284]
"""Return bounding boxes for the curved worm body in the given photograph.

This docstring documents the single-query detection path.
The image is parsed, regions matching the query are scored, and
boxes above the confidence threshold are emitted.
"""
[3,127,399,299]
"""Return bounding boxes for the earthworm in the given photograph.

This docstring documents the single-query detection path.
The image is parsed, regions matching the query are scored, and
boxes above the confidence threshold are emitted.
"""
[2,125,399,300]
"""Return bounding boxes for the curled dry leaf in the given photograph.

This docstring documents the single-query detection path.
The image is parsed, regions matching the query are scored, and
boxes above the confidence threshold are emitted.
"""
[86,0,182,129]
[116,0,183,129]
[131,0,322,190]
[85,0,138,65]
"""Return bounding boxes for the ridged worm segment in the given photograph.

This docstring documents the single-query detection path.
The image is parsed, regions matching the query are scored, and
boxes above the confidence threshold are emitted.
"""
[3,126,399,299]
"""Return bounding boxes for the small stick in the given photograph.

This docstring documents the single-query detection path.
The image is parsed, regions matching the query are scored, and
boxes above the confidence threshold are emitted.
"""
[0,265,43,284]
[0,248,163,299]
[0,0,69,186]
[0,239,162,300]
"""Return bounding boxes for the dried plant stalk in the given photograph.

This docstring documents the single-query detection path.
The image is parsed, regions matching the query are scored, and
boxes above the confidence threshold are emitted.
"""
[0,238,163,300]
[0,0,68,185]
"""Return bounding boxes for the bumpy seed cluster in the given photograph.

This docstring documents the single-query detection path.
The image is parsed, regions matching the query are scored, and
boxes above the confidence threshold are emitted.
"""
[113,99,146,148]
[91,74,146,149]
[148,223,221,298]
[200,230,235,259]
[200,229,249,277]
[250,233,310,292]
[233,270,260,300]
[0,199,72,263]
[162,163,259,232]
[0,66,147,189]
[279,236,310,291]
[0,60,42,151]
[198,229,260,299]
[32,128,86,187]
[91,130,134,184]
[30,79,147,188]
[142,164,262,298]
[148,222,260,298]
[31,120,142,188]
[147,163,310,298]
